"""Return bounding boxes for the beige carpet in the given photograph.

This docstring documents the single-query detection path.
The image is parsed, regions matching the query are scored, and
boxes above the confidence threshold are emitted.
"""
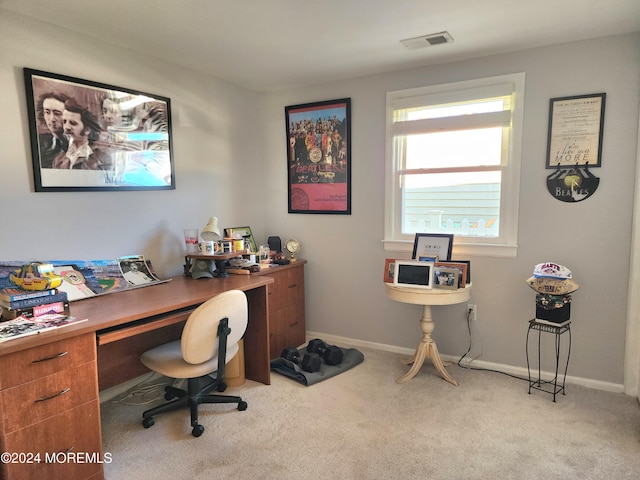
[101,346,640,479]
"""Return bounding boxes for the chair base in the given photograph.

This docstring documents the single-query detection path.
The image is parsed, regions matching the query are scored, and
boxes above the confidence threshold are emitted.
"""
[142,375,247,437]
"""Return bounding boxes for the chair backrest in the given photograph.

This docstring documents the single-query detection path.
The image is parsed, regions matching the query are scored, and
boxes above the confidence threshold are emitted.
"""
[181,289,248,365]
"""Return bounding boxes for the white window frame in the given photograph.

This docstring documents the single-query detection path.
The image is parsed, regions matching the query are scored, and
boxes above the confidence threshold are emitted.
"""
[384,73,525,258]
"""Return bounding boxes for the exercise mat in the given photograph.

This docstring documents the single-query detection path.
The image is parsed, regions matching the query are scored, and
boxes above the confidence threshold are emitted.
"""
[270,346,364,386]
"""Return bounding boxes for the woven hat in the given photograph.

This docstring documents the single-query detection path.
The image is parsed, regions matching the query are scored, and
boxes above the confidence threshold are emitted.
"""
[526,276,579,295]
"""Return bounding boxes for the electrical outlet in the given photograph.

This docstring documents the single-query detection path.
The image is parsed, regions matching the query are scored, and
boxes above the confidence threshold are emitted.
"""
[467,303,477,321]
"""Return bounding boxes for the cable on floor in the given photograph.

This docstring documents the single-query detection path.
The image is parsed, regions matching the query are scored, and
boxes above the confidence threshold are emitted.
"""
[457,307,529,383]
[111,372,175,406]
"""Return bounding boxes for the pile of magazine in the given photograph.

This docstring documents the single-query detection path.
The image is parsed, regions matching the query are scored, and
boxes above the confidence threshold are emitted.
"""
[0,287,86,343]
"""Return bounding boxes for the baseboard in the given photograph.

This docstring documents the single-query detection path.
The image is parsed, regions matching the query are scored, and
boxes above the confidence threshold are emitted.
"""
[305,330,625,394]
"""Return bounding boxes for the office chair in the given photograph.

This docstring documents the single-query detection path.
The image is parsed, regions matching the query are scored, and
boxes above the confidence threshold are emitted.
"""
[140,289,248,437]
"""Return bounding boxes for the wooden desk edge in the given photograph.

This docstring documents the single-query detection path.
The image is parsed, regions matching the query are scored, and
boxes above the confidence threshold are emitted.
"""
[0,275,274,357]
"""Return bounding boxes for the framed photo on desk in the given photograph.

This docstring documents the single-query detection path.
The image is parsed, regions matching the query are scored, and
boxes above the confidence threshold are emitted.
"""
[224,226,257,253]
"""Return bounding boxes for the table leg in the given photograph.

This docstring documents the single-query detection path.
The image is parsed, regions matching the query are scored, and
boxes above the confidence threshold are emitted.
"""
[397,304,458,386]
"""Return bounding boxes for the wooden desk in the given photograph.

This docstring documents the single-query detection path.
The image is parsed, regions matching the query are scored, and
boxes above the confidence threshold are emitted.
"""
[0,274,273,480]
[386,284,471,385]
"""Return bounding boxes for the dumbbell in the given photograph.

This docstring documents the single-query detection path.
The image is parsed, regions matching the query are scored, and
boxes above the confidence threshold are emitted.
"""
[281,347,321,373]
[307,338,344,366]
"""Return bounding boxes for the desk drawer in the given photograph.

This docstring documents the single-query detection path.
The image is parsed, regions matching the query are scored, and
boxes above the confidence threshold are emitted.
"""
[268,268,304,313]
[0,334,96,389]
[2,400,103,480]
[269,302,306,359]
[1,362,97,434]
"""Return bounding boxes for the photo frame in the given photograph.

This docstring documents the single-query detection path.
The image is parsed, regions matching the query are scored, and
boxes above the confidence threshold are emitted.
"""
[433,266,460,290]
[546,93,606,169]
[451,259,471,285]
[393,260,434,290]
[436,261,468,288]
[23,68,175,192]
[412,233,454,261]
[285,98,351,214]
[224,227,257,253]
[383,258,398,283]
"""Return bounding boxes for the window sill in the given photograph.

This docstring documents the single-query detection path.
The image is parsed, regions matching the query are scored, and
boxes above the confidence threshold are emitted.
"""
[382,239,517,258]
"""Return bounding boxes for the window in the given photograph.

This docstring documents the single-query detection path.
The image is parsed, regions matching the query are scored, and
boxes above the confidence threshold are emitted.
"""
[384,73,525,257]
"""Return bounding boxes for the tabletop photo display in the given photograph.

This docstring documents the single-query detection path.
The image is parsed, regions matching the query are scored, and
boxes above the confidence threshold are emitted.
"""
[383,234,471,289]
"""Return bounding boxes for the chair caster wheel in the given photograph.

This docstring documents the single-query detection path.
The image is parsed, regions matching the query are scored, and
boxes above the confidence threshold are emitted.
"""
[142,417,155,428]
[164,392,175,401]
[216,382,227,392]
[192,424,204,437]
[238,401,248,411]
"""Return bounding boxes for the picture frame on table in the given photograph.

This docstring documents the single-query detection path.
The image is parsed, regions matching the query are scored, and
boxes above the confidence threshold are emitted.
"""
[383,258,398,283]
[412,233,454,262]
[224,227,257,253]
[436,261,468,288]
[393,260,434,290]
[285,98,351,214]
[23,68,175,192]
[433,266,460,290]
[451,259,471,285]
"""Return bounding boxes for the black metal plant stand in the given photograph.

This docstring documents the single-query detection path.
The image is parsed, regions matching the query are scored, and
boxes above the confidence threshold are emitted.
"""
[526,319,571,402]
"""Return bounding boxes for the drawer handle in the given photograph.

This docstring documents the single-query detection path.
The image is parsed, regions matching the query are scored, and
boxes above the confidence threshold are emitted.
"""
[288,284,297,288]
[35,387,71,403]
[32,351,69,363]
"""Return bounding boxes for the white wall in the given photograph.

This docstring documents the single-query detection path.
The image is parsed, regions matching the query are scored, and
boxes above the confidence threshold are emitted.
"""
[261,33,640,387]
[1,10,639,388]
[0,11,266,279]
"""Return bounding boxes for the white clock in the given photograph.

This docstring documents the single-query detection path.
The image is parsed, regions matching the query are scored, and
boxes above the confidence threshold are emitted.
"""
[285,239,301,261]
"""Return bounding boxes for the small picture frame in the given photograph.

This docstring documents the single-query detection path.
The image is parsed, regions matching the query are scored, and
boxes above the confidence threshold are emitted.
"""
[224,226,257,253]
[417,255,438,263]
[412,234,454,262]
[436,261,468,288]
[383,258,398,283]
[433,266,460,290]
[393,261,434,289]
[451,259,471,285]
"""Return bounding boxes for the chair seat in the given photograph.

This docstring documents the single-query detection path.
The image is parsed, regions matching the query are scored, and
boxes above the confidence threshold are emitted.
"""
[140,289,248,437]
[141,340,239,379]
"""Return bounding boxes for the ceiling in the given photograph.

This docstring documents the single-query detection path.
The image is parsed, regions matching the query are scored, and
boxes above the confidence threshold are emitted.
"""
[2,0,639,92]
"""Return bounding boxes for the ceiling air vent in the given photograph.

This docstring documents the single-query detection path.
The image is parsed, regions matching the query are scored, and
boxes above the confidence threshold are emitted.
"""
[400,31,454,50]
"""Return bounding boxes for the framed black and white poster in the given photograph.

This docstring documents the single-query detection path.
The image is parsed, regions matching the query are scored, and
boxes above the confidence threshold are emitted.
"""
[23,68,175,192]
